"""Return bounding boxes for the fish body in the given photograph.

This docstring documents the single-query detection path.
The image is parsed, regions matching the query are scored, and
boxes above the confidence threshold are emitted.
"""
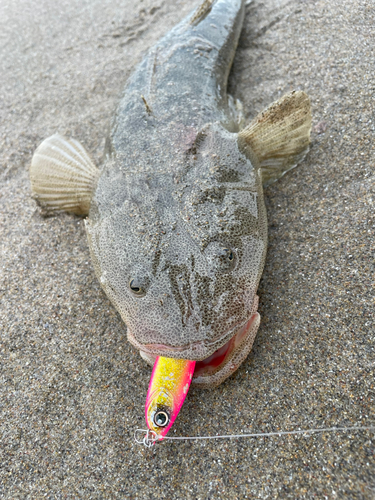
[30,0,311,388]
[86,0,265,387]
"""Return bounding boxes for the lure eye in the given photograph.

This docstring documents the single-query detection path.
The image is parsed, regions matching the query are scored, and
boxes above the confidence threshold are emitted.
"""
[129,278,146,296]
[153,411,170,428]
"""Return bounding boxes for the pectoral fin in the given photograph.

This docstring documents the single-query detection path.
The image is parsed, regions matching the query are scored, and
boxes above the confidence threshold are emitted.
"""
[238,90,311,185]
[30,134,99,215]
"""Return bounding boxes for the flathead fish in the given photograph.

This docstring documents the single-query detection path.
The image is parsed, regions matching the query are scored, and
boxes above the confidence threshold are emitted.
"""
[30,0,311,435]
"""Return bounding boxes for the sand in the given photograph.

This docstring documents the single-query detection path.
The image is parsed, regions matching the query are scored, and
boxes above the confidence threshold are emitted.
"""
[1,0,374,498]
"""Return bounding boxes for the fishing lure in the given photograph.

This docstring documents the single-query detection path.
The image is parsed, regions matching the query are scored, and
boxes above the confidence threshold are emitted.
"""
[145,357,196,440]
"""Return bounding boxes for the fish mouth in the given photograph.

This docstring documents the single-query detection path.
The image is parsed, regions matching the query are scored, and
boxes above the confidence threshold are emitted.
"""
[194,313,259,378]
[135,312,260,388]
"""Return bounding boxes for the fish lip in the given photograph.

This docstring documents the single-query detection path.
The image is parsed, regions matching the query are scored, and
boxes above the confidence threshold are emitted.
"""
[193,313,259,382]
[128,315,254,361]
[128,294,260,363]
[135,313,259,386]
[128,313,253,361]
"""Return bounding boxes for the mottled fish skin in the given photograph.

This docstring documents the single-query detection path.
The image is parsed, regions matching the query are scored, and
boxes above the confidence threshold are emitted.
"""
[85,0,267,365]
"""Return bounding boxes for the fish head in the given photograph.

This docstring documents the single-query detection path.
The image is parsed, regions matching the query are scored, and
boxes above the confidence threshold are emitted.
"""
[86,123,267,384]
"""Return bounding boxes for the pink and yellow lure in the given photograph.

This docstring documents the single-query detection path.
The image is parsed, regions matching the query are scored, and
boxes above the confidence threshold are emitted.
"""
[145,356,196,441]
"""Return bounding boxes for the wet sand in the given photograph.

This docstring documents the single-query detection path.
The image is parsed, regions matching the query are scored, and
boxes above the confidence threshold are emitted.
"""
[1,0,374,498]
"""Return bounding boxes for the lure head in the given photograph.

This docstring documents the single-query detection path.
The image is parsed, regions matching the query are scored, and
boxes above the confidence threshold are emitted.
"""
[145,387,174,439]
[145,357,196,440]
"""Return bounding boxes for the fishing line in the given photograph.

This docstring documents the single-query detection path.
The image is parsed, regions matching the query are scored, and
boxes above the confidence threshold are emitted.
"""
[134,425,375,448]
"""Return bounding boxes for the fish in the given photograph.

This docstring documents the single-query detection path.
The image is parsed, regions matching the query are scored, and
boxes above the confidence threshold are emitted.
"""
[30,0,311,431]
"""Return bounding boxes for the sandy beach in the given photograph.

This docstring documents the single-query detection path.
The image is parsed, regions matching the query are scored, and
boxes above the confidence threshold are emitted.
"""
[1,0,374,497]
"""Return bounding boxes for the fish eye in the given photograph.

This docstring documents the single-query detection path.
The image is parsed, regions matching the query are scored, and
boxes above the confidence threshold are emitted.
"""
[129,278,146,296]
[223,248,234,261]
[216,246,236,271]
[204,242,237,273]
[153,410,170,428]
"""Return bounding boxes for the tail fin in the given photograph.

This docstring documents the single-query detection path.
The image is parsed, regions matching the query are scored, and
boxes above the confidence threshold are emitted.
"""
[238,90,311,185]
